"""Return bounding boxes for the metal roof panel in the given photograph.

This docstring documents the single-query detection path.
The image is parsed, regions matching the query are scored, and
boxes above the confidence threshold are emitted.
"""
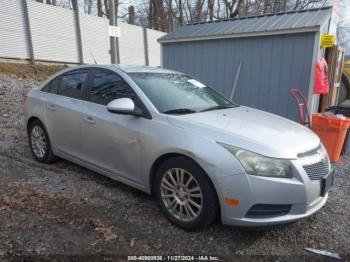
[159,6,332,42]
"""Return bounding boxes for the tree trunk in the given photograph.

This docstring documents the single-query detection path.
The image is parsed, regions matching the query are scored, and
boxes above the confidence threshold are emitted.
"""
[208,0,214,21]
[235,0,243,17]
[149,0,153,29]
[104,0,110,18]
[167,0,173,31]
[128,5,135,24]
[179,0,184,26]
[97,0,103,17]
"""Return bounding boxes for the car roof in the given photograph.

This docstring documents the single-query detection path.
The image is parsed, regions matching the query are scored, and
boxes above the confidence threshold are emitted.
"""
[60,64,182,74]
[113,64,181,74]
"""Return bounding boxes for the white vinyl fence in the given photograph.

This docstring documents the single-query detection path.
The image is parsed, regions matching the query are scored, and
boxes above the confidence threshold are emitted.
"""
[0,0,165,66]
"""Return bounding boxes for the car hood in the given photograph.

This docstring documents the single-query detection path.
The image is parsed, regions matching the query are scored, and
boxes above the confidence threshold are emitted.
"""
[167,106,320,159]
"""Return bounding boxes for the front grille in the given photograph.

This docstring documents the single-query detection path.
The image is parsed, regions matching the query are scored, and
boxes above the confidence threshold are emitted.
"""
[298,144,330,181]
[245,204,291,218]
[303,160,330,180]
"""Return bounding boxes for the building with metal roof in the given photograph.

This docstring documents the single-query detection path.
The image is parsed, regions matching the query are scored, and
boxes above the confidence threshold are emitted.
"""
[159,7,336,121]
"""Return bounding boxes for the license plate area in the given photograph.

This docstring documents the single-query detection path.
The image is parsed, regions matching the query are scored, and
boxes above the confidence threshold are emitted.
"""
[321,168,334,197]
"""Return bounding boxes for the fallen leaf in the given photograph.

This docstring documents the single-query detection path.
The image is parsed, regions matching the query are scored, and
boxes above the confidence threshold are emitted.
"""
[0,205,8,212]
[130,238,136,248]
[91,239,101,246]
[34,245,46,254]
[89,218,104,228]
[96,227,118,241]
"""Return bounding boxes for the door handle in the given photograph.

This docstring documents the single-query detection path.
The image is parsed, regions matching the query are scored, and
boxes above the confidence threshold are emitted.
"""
[83,116,95,124]
[47,104,56,111]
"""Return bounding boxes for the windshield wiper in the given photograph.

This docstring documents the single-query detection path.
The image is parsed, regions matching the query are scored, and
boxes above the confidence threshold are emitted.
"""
[163,108,197,114]
[200,104,238,112]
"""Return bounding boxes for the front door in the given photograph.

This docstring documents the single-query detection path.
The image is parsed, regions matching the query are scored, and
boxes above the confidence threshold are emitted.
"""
[80,69,144,183]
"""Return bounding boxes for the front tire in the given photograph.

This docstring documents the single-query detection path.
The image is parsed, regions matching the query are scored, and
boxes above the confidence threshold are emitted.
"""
[154,157,219,230]
[28,120,56,163]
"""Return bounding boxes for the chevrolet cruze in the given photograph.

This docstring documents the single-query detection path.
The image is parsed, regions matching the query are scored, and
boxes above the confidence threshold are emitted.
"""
[24,65,334,230]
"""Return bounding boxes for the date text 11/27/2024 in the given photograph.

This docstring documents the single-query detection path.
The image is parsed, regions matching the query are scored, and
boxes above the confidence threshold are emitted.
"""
[127,255,220,261]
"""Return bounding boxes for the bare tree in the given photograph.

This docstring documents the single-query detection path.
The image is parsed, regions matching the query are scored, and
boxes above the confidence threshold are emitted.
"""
[84,0,94,14]
[97,0,103,16]
[44,0,335,33]
[104,0,110,17]
[207,0,214,21]
[150,0,169,31]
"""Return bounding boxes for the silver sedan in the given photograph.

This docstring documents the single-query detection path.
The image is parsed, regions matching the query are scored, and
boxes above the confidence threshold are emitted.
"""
[24,65,333,230]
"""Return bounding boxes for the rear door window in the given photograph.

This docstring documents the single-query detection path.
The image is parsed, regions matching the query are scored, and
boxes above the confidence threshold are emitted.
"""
[58,70,88,100]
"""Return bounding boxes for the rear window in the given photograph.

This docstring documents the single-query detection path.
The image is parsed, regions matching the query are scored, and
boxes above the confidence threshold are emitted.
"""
[50,77,61,94]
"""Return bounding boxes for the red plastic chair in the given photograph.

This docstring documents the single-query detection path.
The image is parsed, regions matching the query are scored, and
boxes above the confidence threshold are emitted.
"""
[289,89,311,127]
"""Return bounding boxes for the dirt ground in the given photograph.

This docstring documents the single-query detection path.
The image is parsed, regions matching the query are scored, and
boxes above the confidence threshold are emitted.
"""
[0,63,350,261]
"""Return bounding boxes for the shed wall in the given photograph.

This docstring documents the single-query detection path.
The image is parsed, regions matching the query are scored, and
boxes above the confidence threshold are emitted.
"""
[162,32,316,121]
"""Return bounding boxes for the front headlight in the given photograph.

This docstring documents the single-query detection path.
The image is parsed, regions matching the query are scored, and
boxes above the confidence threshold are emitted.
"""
[218,143,293,178]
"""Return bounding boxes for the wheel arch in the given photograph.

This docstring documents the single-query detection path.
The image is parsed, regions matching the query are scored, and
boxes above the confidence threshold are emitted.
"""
[26,116,41,135]
[149,153,219,202]
[26,116,52,146]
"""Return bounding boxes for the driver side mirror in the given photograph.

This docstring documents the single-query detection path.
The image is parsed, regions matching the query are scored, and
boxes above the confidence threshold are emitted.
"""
[107,98,137,115]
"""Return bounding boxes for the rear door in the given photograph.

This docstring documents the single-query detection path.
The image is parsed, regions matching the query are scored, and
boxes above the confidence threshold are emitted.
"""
[45,69,91,158]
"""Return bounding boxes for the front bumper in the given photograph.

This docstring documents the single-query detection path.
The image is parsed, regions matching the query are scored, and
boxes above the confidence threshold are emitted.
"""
[222,192,328,227]
[212,162,332,227]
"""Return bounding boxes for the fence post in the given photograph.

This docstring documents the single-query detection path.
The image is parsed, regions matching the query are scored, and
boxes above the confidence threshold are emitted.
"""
[143,27,149,66]
[72,0,84,64]
[21,0,35,64]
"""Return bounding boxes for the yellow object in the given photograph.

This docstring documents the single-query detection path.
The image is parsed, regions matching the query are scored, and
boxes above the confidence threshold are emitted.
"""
[344,60,350,77]
[224,197,239,206]
[320,34,335,48]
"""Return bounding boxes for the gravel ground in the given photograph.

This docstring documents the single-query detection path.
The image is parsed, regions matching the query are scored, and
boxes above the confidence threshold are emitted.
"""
[0,69,350,261]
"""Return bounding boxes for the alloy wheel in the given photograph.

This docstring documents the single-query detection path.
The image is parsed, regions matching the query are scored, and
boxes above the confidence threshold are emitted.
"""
[160,168,203,222]
[31,125,47,158]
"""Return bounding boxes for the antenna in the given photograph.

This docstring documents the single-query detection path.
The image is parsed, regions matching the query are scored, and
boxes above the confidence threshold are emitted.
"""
[90,51,98,64]
[230,61,242,101]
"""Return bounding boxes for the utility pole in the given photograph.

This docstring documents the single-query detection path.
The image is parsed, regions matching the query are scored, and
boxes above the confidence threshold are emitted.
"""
[109,0,120,64]
[72,0,84,64]
[109,0,117,64]
[22,0,35,64]
[115,3,120,64]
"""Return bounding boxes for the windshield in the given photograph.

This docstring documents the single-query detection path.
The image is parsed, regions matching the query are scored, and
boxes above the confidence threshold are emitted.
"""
[129,73,236,114]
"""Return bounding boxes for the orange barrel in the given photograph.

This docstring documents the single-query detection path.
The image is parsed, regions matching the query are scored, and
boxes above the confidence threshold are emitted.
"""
[311,114,350,162]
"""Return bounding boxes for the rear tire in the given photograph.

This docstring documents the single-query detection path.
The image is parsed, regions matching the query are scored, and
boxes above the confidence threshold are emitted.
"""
[154,156,219,231]
[28,120,57,163]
